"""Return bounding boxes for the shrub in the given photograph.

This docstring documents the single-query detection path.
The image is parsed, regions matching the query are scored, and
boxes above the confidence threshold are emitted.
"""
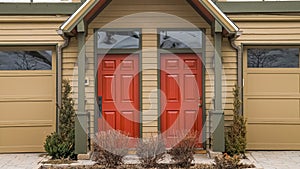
[136,134,166,168]
[44,133,73,160]
[168,131,198,168]
[93,130,130,168]
[225,85,247,156]
[44,80,76,159]
[214,153,255,169]
[214,153,240,169]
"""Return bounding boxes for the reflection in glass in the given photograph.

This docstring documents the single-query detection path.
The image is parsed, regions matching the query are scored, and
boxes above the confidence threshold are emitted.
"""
[247,48,299,68]
[160,30,202,49]
[0,50,52,70]
[97,31,140,49]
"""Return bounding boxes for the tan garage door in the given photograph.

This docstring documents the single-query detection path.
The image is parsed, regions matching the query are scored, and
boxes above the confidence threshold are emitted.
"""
[0,47,56,153]
[244,47,300,150]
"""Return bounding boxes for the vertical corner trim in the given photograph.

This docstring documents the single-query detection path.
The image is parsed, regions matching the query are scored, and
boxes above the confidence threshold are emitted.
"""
[75,32,88,154]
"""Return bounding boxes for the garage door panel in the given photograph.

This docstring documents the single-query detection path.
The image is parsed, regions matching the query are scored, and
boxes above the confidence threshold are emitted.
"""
[247,73,299,94]
[0,101,54,121]
[246,98,300,119]
[0,126,53,153]
[0,75,54,97]
[247,124,300,150]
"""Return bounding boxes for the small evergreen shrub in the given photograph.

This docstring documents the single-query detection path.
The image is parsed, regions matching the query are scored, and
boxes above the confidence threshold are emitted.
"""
[225,85,247,156]
[136,134,166,168]
[44,80,76,159]
[168,131,198,168]
[93,130,130,168]
[44,133,73,160]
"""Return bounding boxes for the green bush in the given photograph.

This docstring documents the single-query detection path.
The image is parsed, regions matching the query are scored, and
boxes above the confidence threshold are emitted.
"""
[225,85,247,156]
[44,80,76,159]
[168,131,198,168]
[136,134,166,168]
[44,133,74,160]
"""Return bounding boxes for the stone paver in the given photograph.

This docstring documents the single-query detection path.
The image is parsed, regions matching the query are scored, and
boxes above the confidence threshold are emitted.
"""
[0,153,44,169]
[250,151,300,169]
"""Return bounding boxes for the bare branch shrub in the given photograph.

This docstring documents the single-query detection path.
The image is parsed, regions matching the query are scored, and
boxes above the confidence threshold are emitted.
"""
[136,134,166,168]
[168,130,198,168]
[93,130,130,168]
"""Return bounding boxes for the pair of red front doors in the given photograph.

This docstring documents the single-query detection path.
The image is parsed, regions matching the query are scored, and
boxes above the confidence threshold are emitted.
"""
[97,54,203,143]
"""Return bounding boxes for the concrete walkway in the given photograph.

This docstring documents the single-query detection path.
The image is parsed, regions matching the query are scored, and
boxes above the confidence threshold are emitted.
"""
[0,151,300,169]
[0,153,44,169]
[249,151,300,169]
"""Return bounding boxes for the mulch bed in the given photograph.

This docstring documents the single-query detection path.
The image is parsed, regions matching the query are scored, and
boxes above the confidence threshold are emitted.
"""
[39,163,255,169]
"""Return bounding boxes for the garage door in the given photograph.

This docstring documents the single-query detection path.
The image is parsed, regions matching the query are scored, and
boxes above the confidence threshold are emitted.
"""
[0,48,56,153]
[244,47,300,150]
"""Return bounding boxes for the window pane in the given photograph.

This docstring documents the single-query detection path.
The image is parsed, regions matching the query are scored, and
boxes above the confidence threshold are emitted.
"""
[0,51,52,70]
[97,30,140,49]
[247,48,299,68]
[160,30,202,49]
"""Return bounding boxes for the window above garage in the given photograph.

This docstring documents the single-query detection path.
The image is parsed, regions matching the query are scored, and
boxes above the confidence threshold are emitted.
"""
[247,48,300,68]
[0,50,52,70]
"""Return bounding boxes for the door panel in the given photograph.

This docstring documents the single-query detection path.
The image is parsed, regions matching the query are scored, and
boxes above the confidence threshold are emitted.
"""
[160,54,203,147]
[98,54,140,138]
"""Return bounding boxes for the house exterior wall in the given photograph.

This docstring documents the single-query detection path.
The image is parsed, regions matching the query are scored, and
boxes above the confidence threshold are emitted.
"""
[221,14,300,125]
[221,14,300,149]
[0,15,68,152]
[62,0,225,140]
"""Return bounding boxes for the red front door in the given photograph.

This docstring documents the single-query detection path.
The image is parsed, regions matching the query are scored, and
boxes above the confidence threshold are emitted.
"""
[97,54,140,138]
[160,53,203,147]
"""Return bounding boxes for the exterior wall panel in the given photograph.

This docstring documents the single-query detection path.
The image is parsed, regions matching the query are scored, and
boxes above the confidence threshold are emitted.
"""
[83,0,215,138]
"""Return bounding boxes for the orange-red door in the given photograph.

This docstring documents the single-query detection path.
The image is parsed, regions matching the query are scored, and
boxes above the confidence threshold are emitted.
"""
[97,54,140,138]
[160,54,203,147]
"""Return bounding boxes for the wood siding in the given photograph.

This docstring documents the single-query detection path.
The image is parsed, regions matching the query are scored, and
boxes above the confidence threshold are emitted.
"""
[0,16,67,45]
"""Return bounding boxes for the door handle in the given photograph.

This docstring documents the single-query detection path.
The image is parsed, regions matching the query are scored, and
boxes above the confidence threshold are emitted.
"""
[198,96,202,107]
[98,96,102,117]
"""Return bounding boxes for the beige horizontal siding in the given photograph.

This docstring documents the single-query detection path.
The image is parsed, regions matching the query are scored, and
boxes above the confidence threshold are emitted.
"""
[228,14,300,45]
[0,16,68,45]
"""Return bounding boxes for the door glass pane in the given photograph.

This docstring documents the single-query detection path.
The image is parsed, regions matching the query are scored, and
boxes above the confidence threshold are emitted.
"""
[0,50,52,70]
[159,30,202,49]
[247,48,299,68]
[97,30,140,49]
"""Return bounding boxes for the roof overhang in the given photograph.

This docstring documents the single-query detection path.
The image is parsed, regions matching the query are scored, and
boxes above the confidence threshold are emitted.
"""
[60,0,239,36]
[216,1,300,13]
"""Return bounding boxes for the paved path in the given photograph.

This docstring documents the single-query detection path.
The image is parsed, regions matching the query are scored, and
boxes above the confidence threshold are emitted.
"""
[0,151,300,169]
[249,151,300,169]
[0,153,44,169]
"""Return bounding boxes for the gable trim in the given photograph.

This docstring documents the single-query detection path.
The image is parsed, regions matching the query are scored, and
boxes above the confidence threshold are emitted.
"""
[60,0,239,35]
[199,0,238,33]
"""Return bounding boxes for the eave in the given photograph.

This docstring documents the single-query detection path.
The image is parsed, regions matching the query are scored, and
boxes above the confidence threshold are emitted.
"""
[0,3,81,15]
[216,1,300,14]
